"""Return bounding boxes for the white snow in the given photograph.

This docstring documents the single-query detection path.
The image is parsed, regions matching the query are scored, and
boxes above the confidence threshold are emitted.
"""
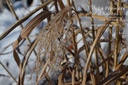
[0,0,43,85]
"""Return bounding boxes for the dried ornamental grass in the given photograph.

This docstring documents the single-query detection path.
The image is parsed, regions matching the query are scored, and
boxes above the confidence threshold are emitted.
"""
[0,0,128,85]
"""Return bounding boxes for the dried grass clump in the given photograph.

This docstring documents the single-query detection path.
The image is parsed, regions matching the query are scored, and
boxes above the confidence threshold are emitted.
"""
[1,0,128,85]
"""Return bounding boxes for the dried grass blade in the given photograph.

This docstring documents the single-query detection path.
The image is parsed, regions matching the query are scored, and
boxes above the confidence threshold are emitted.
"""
[58,0,65,10]
[18,36,40,85]
[17,62,23,85]
[40,0,51,22]
[0,62,17,83]
[58,73,64,85]
[36,59,50,84]
[64,81,81,85]
[65,46,75,56]
[13,11,51,49]
[89,64,96,85]
[94,52,113,71]
[113,0,121,71]
[46,75,53,85]
[6,0,38,56]
[0,0,53,40]
[73,13,107,21]
[82,19,112,85]
[13,50,21,67]
[72,0,89,59]
[19,71,25,85]
[22,38,39,71]
[21,11,51,39]
[97,47,109,77]
[72,69,75,85]
[67,0,72,6]
[121,2,128,8]
[97,66,128,85]
[116,52,128,69]
[13,36,22,49]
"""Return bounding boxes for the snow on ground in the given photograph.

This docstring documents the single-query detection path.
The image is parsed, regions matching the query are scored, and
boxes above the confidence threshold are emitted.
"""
[0,0,44,85]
